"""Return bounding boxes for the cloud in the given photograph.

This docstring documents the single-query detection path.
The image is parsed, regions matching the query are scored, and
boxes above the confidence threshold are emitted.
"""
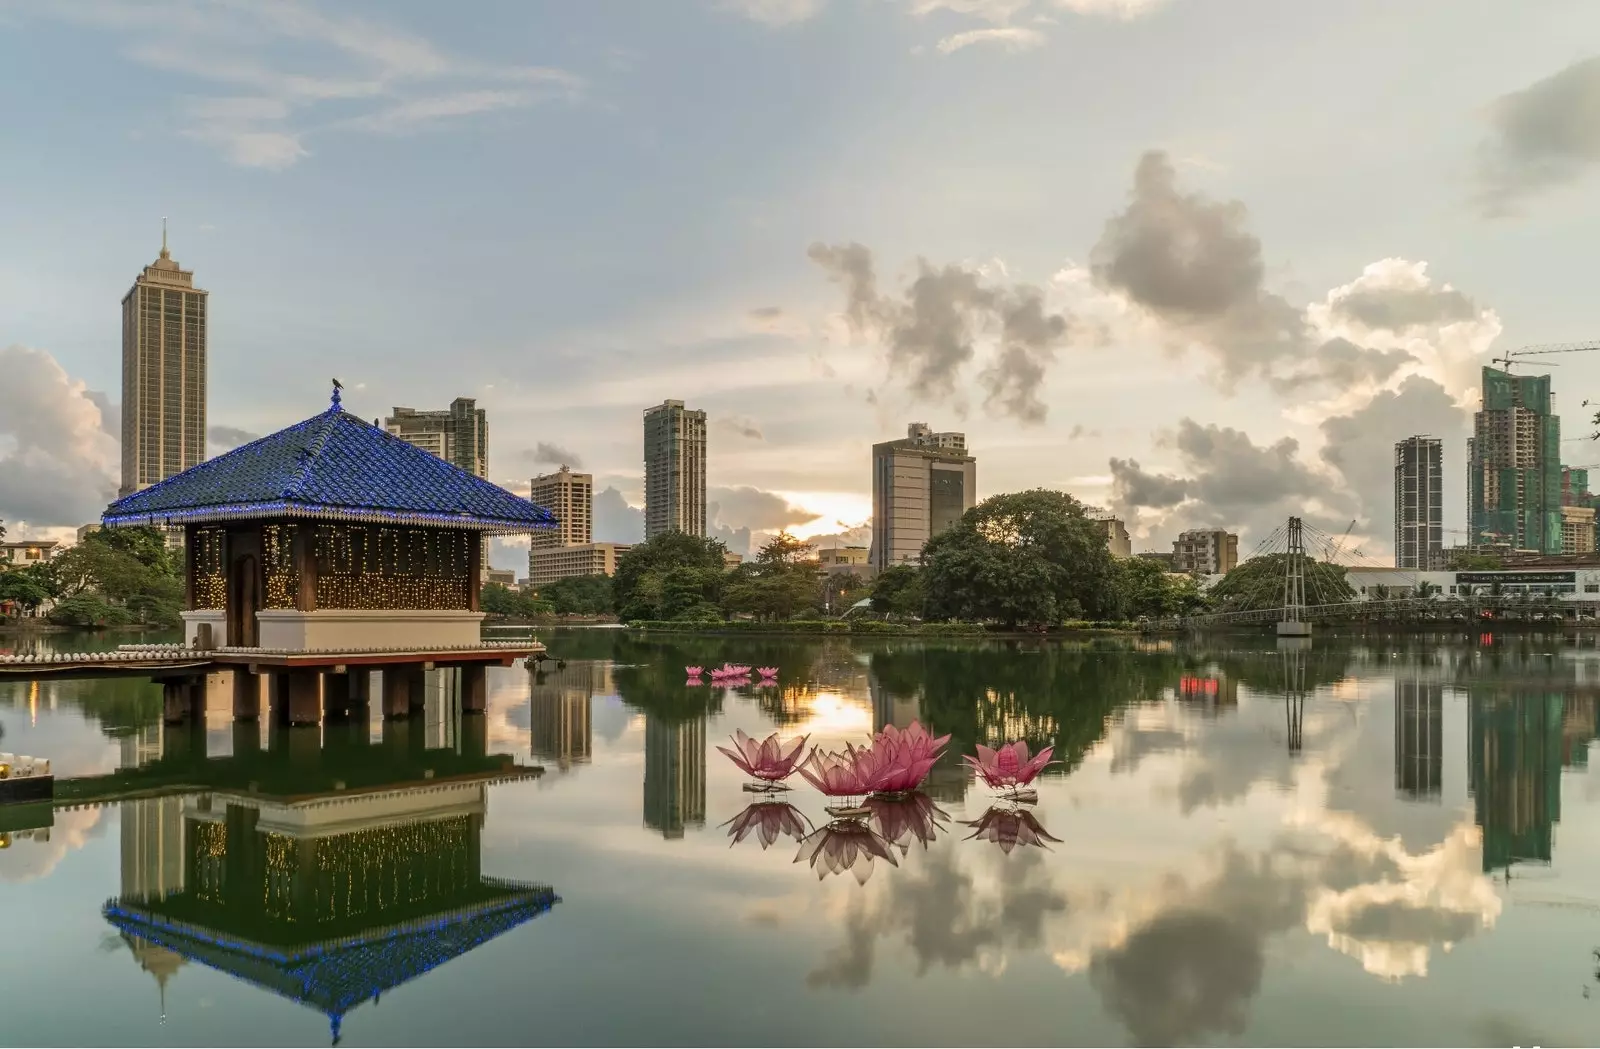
[1055,0,1167,17]
[1319,377,1468,544]
[1092,151,1408,396]
[83,391,120,437]
[208,425,262,454]
[1108,418,1352,545]
[809,241,1076,423]
[716,0,827,25]
[1109,457,1189,510]
[1477,56,1600,214]
[19,1,580,169]
[936,27,1046,54]
[593,485,645,544]
[714,415,765,441]
[0,345,120,532]
[748,305,784,321]
[529,442,584,468]
[708,485,820,532]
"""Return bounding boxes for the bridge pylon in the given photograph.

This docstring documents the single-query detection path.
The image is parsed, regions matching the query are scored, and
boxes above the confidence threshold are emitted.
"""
[1276,516,1312,638]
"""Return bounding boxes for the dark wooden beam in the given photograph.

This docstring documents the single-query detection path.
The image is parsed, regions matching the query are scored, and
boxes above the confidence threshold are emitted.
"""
[293,523,317,612]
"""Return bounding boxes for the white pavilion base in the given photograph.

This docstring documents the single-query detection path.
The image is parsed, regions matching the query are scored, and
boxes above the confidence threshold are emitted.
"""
[1276,620,1312,638]
[182,609,486,652]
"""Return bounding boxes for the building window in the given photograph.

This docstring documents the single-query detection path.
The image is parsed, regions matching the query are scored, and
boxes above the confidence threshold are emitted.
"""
[1585,584,1598,594]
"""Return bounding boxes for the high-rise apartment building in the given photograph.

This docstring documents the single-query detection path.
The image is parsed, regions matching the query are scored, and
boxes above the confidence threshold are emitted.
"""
[870,423,977,571]
[1394,436,1444,570]
[1171,530,1239,575]
[386,399,488,478]
[529,467,592,550]
[120,228,208,496]
[1395,679,1442,799]
[643,400,707,539]
[1470,366,1562,553]
[643,714,706,839]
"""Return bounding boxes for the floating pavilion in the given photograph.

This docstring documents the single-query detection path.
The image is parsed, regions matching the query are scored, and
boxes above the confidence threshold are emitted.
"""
[100,386,558,726]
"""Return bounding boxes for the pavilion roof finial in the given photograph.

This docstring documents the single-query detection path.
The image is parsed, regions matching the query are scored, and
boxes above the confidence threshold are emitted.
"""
[331,377,344,410]
[160,217,170,260]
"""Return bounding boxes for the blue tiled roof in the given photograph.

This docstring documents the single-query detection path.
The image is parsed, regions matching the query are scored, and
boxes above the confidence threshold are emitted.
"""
[103,401,556,533]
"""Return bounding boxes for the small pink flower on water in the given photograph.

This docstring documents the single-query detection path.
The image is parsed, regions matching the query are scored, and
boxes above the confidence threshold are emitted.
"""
[716,730,809,783]
[684,666,703,676]
[963,740,1058,791]
[757,666,779,677]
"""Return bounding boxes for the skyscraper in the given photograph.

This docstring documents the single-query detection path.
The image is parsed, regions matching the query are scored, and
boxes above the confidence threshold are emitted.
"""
[643,400,707,539]
[1394,436,1444,569]
[385,399,488,478]
[529,466,592,550]
[643,714,707,838]
[870,422,977,572]
[1469,366,1562,553]
[120,226,208,497]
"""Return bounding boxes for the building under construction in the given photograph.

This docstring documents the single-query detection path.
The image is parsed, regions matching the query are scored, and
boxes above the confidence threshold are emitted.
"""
[1469,366,1563,555]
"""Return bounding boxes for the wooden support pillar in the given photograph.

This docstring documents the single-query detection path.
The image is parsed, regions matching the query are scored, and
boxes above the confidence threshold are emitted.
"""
[382,664,424,720]
[323,671,352,720]
[270,669,322,726]
[231,718,261,757]
[232,668,261,721]
[460,663,487,715]
[461,705,488,760]
[162,677,203,725]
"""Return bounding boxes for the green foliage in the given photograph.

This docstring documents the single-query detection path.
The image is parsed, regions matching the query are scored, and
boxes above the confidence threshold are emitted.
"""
[1446,550,1504,570]
[1208,553,1354,612]
[43,526,182,627]
[922,489,1118,627]
[613,531,729,621]
[47,593,133,628]
[538,573,613,615]
[480,583,554,619]
[1114,557,1209,619]
[722,533,822,622]
[822,571,871,615]
[870,565,925,619]
[0,564,57,615]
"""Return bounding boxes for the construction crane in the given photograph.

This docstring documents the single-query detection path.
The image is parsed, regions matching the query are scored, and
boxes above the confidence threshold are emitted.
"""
[1492,341,1600,371]
[1325,519,1356,562]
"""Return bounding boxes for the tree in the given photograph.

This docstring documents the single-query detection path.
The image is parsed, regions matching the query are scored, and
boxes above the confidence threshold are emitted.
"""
[870,565,925,619]
[614,531,730,621]
[1115,557,1208,619]
[1207,553,1354,612]
[921,489,1118,627]
[0,569,52,616]
[539,574,613,615]
[480,583,553,619]
[46,526,183,627]
[721,533,824,621]
[47,593,132,628]
[1446,550,1503,570]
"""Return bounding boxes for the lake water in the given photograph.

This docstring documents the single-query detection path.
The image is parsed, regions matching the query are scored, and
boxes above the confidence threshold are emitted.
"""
[2,628,1598,1047]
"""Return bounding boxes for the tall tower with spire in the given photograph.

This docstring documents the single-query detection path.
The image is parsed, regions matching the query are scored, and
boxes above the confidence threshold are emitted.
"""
[120,220,208,496]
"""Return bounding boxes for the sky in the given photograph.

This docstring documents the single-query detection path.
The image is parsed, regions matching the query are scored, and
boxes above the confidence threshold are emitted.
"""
[6,0,1600,568]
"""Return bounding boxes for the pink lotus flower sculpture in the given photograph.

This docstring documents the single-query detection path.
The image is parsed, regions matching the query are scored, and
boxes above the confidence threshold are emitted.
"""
[716,730,809,791]
[865,792,949,854]
[723,801,810,849]
[685,666,703,676]
[757,666,779,678]
[795,819,899,884]
[869,720,951,795]
[962,805,1062,853]
[797,743,890,816]
[964,741,1057,800]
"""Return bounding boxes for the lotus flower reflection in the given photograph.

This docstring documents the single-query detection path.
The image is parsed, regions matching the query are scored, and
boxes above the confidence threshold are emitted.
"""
[723,802,810,850]
[962,805,1062,853]
[870,720,950,795]
[795,819,899,884]
[964,741,1057,800]
[864,792,949,854]
[716,730,809,791]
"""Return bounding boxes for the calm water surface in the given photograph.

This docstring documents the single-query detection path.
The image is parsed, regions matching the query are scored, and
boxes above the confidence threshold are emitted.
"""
[2,629,1598,1047]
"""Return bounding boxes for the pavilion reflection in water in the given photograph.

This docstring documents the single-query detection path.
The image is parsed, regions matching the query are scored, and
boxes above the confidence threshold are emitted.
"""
[100,725,556,1044]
